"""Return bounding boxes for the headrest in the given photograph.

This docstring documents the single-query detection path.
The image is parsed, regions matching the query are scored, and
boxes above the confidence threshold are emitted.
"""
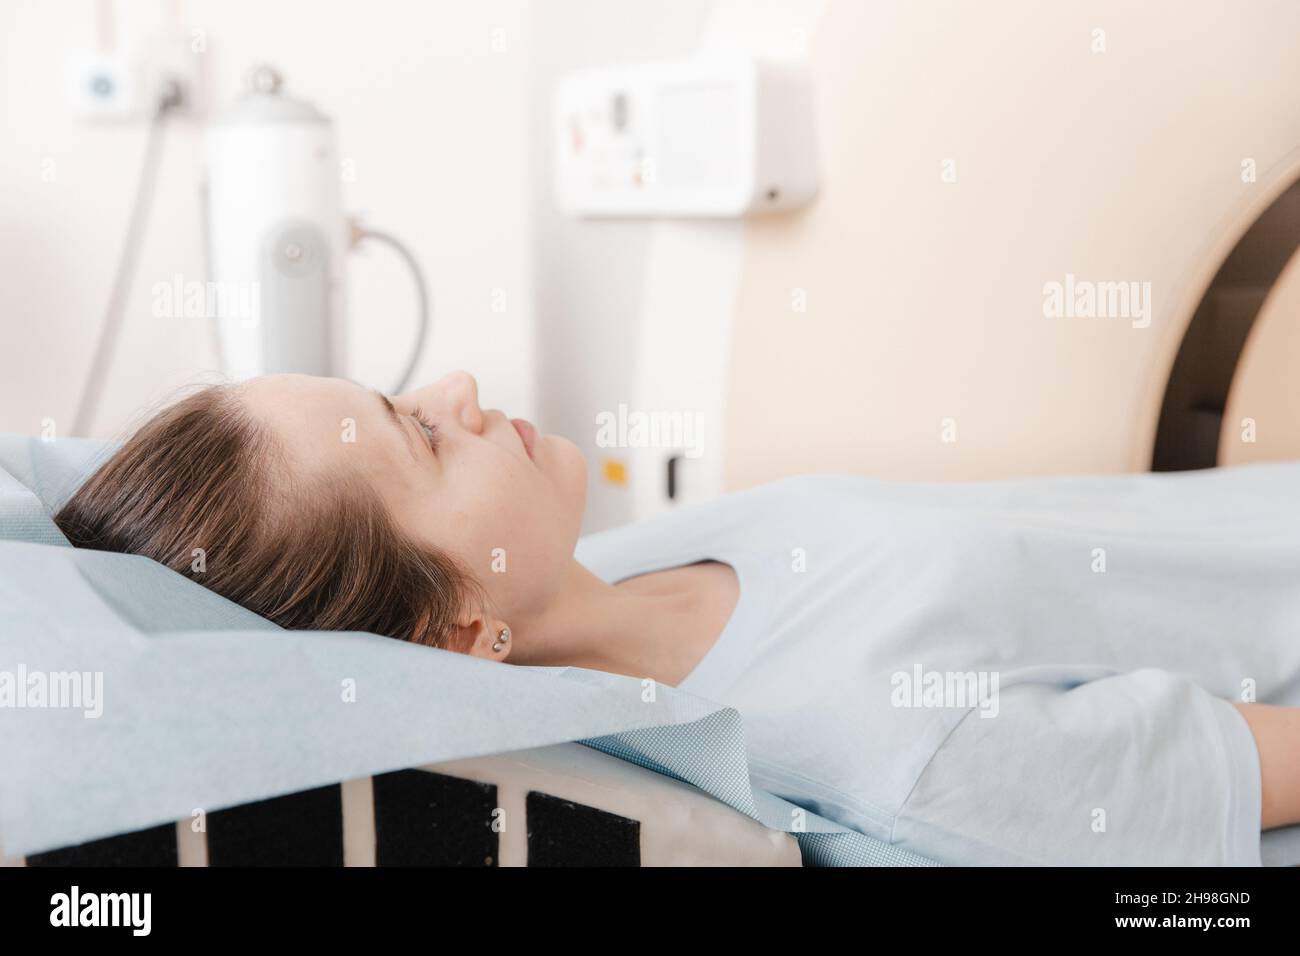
[0,434,278,634]
[0,434,117,545]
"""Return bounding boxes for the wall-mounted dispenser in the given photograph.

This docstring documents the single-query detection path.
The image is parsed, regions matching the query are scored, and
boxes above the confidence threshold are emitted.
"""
[554,52,820,218]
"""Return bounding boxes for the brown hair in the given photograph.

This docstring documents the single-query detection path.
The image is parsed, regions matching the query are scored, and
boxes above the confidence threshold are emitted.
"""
[53,384,479,650]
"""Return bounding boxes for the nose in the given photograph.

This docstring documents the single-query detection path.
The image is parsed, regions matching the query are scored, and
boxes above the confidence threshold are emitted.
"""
[395,371,483,433]
[442,370,483,433]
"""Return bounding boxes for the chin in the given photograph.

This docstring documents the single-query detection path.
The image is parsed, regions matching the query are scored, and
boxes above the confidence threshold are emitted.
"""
[540,434,587,520]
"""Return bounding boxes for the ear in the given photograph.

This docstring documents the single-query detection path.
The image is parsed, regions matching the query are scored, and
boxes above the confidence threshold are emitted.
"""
[449,612,513,661]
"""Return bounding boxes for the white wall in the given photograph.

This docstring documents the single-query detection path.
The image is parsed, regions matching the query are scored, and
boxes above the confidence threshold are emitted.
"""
[0,0,535,438]
[529,0,715,532]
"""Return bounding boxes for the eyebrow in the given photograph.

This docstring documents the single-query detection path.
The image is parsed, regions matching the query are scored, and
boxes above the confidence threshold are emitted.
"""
[371,388,419,460]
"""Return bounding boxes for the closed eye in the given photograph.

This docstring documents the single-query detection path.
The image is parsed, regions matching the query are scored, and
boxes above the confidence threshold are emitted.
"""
[411,406,441,454]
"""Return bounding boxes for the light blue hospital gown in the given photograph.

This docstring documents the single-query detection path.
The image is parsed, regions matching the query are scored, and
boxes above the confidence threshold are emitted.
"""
[573,466,1300,865]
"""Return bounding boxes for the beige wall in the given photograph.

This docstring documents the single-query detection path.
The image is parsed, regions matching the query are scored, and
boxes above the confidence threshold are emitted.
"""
[724,0,1300,488]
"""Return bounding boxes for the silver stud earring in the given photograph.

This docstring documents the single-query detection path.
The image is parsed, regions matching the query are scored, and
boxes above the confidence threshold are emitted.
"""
[492,627,510,653]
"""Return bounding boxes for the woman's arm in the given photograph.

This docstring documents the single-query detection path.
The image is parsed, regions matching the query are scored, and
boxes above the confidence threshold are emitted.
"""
[1233,703,1300,829]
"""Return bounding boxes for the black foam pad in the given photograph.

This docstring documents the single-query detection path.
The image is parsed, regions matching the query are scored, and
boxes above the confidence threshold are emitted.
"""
[526,791,640,866]
[206,784,344,866]
[26,823,178,867]
[373,769,499,866]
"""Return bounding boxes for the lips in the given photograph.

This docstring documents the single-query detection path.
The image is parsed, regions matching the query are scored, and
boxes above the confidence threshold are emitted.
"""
[511,417,537,460]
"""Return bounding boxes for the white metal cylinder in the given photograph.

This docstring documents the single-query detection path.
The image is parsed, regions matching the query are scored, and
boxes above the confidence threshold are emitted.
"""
[202,68,348,380]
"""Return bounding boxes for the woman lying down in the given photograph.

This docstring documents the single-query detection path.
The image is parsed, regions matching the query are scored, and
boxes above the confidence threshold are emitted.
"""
[55,371,1300,866]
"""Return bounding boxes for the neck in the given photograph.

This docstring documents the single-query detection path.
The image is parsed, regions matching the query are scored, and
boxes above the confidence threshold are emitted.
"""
[503,558,715,685]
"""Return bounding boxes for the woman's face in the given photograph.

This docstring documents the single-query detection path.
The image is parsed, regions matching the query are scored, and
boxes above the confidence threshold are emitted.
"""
[240,371,587,623]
